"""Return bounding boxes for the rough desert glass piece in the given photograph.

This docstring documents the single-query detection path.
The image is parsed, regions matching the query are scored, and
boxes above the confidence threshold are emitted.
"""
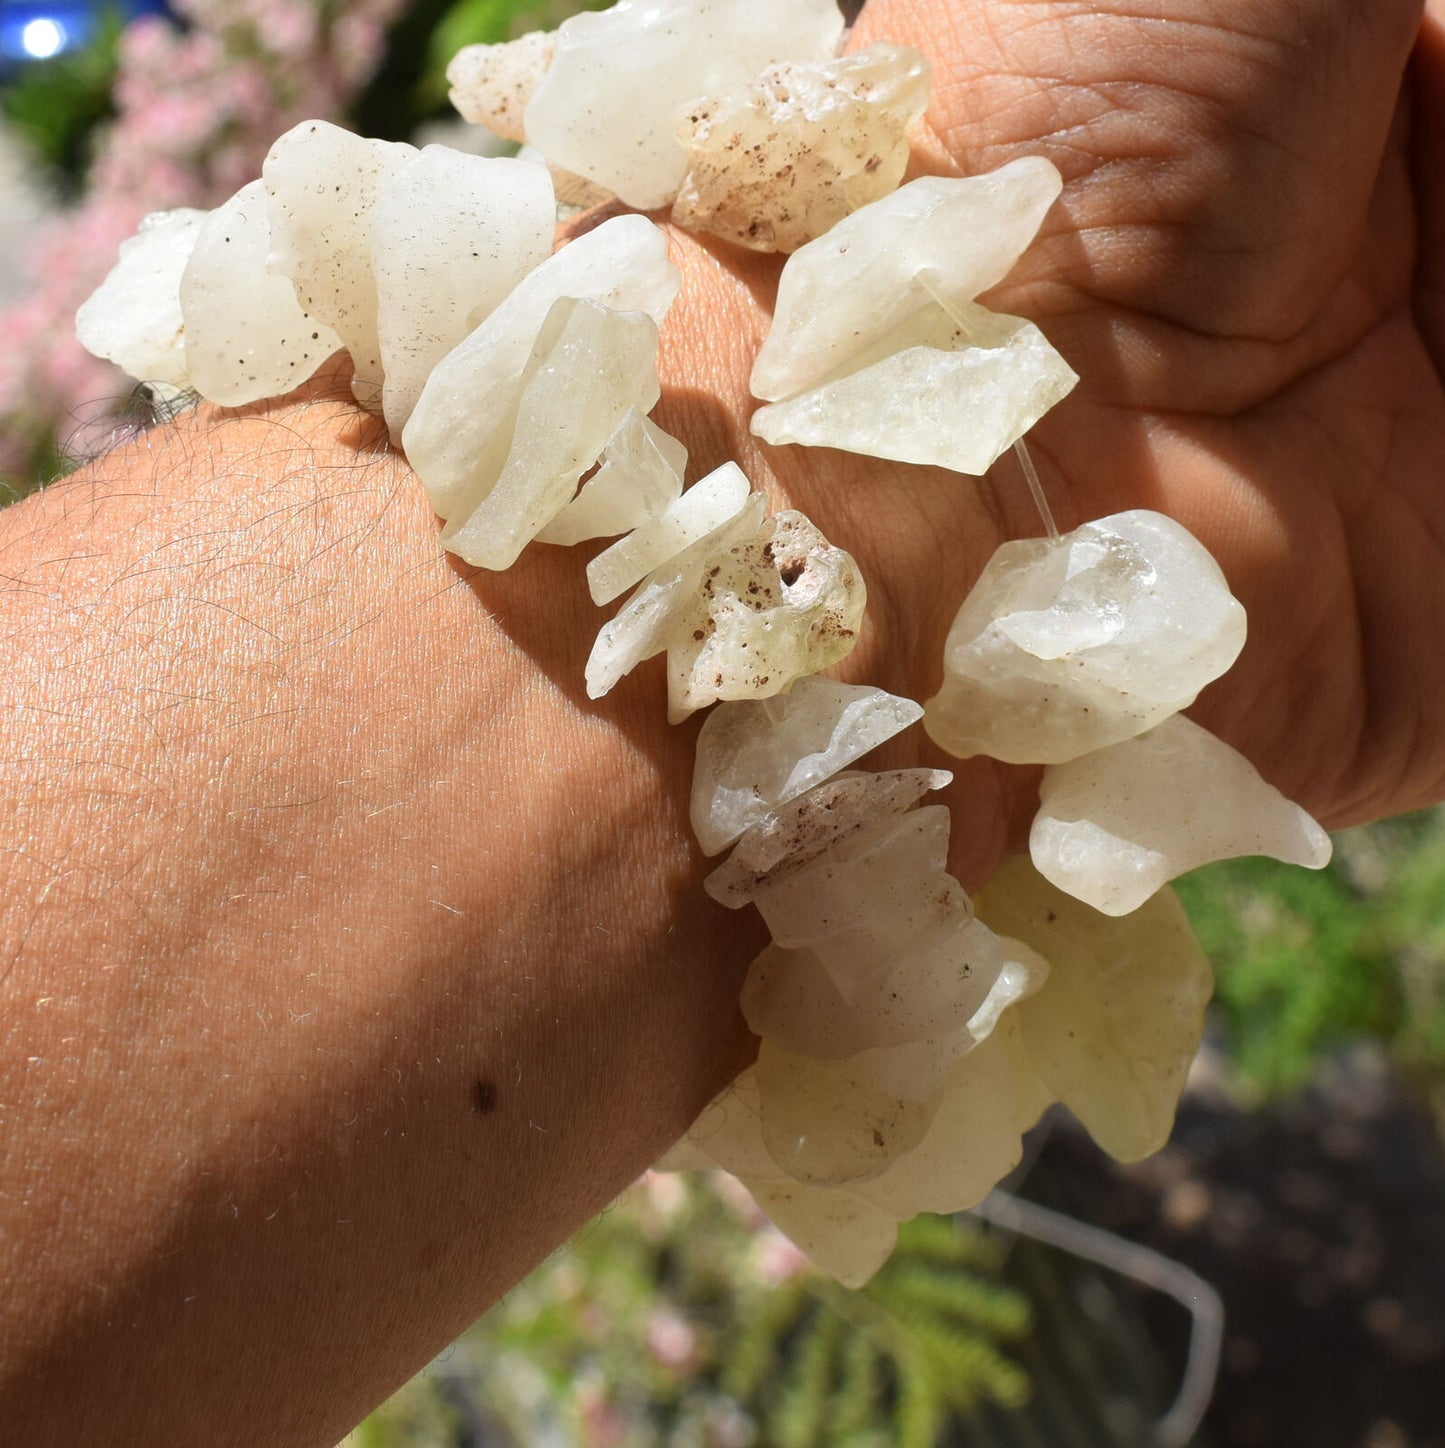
[76,208,207,392]
[704,768,950,908]
[751,297,1077,473]
[262,120,416,412]
[671,43,929,253]
[689,678,923,855]
[924,509,1248,765]
[371,148,554,439]
[587,461,750,605]
[179,181,341,406]
[663,509,866,721]
[405,215,680,521]
[750,158,1063,401]
[535,408,686,547]
[523,0,846,210]
[975,855,1213,1161]
[447,31,555,142]
[441,297,661,571]
[1030,713,1332,916]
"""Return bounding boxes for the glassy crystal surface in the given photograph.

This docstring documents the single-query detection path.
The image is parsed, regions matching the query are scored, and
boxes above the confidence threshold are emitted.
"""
[690,678,922,855]
[1030,714,1332,915]
[925,510,1247,764]
[672,44,929,252]
[447,31,555,142]
[263,121,416,411]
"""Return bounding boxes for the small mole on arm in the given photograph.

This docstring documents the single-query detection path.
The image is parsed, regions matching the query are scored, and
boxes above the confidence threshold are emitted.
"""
[472,1078,499,1115]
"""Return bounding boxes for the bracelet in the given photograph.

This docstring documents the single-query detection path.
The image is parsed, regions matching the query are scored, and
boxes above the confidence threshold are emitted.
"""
[75,0,1330,1286]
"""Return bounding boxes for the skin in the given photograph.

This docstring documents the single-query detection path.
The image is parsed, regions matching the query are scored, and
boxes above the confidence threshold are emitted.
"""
[0,0,1441,1442]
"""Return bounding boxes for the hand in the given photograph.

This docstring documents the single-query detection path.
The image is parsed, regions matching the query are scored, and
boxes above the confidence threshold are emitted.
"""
[653,0,1445,889]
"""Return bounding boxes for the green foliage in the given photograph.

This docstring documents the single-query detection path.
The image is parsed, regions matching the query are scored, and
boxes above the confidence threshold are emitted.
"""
[1175,807,1445,1098]
[351,1179,1032,1448]
[1,10,125,195]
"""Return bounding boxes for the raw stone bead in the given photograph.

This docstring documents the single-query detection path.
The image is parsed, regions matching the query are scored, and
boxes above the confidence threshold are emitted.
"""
[76,208,207,394]
[179,182,341,406]
[535,408,686,547]
[447,31,555,142]
[440,297,661,571]
[664,507,866,721]
[1030,713,1332,916]
[262,121,417,412]
[689,677,922,855]
[750,159,1065,401]
[371,148,555,440]
[523,0,845,209]
[671,44,929,253]
[924,509,1247,764]
[703,768,950,908]
[404,214,679,521]
[975,855,1213,1162]
[750,297,1076,473]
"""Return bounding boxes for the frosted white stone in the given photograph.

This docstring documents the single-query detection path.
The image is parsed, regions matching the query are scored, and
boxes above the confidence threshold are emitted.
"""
[924,510,1248,764]
[1030,714,1332,916]
[405,214,679,521]
[976,856,1212,1161]
[750,159,1064,401]
[671,44,929,252]
[689,678,923,855]
[262,121,416,411]
[447,31,555,142]
[751,297,1077,472]
[441,297,661,571]
[587,461,749,605]
[535,409,685,546]
[665,508,865,721]
[178,182,341,406]
[524,0,846,210]
[755,1039,940,1186]
[586,491,764,699]
[76,208,206,392]
[372,148,555,439]
[704,768,950,908]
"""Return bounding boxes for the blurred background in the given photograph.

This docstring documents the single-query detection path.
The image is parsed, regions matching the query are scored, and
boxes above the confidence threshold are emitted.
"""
[3,5,1444,1444]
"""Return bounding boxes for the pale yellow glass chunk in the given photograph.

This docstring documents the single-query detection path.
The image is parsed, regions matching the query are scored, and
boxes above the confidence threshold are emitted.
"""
[447,31,555,142]
[179,181,340,406]
[1031,714,1332,915]
[672,44,929,252]
[441,297,661,571]
[262,121,416,412]
[76,208,206,392]
[975,856,1213,1162]
[925,510,1247,764]
[748,1181,898,1288]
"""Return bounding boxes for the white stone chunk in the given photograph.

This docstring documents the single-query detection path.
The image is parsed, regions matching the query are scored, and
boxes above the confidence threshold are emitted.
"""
[179,182,341,406]
[586,492,763,699]
[524,0,846,210]
[672,44,929,252]
[262,121,416,411]
[753,299,1075,472]
[441,298,661,571]
[76,208,207,391]
[587,461,749,605]
[755,1039,941,1186]
[664,508,865,721]
[750,159,1063,401]
[704,768,950,908]
[690,678,922,855]
[976,855,1213,1161]
[405,214,679,520]
[1030,714,1332,916]
[748,1180,898,1288]
[372,148,555,439]
[925,510,1248,764]
[447,31,555,142]
[535,409,685,546]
